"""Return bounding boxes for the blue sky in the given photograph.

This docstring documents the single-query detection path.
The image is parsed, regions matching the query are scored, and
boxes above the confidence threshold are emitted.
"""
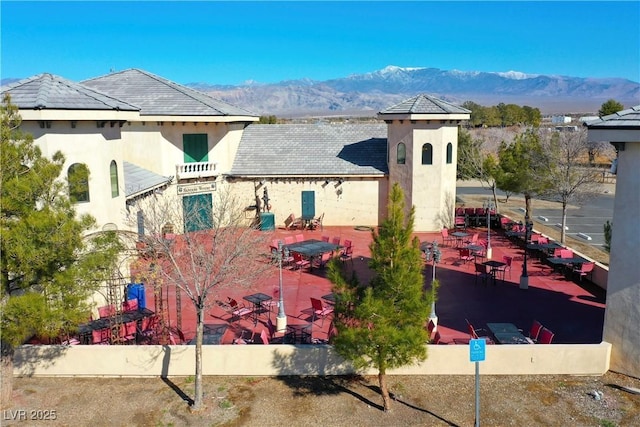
[2,1,639,85]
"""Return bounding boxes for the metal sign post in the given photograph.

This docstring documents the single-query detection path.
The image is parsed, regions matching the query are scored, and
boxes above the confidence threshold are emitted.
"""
[469,338,486,427]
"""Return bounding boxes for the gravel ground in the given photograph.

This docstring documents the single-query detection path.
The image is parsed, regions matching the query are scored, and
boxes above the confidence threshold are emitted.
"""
[8,371,640,426]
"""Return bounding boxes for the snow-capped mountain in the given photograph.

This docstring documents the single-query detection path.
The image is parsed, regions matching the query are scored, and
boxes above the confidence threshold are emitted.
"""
[188,66,639,116]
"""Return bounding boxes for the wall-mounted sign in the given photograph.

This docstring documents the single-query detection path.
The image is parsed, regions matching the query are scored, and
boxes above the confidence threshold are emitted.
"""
[177,182,216,195]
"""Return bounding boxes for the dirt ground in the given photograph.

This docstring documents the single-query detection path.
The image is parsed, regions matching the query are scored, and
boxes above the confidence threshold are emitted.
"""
[7,371,640,426]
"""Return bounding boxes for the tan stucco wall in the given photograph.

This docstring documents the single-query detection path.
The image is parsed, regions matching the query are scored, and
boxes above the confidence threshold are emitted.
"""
[14,342,611,377]
[22,120,128,231]
[229,178,388,228]
[387,120,458,231]
[602,141,640,378]
[120,122,241,176]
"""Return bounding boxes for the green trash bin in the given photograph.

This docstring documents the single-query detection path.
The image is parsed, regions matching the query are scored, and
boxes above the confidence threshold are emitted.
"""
[259,212,275,231]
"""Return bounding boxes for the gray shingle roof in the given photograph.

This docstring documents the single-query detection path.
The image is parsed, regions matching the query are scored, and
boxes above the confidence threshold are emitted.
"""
[585,105,640,129]
[230,123,388,176]
[0,73,139,111]
[124,161,172,198]
[379,94,471,115]
[82,69,257,117]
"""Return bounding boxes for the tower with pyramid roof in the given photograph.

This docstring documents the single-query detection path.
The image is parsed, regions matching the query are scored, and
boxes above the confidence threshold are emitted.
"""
[378,94,470,231]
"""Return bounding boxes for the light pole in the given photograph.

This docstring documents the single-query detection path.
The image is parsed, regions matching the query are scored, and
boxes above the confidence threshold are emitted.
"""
[519,216,533,290]
[276,242,287,332]
[424,240,442,326]
[483,198,495,259]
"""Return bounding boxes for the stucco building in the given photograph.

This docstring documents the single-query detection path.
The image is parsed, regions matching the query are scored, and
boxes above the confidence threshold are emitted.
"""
[586,106,640,378]
[2,69,469,234]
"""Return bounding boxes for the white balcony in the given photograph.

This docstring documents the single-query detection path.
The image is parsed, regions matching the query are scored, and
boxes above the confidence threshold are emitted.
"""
[176,162,217,181]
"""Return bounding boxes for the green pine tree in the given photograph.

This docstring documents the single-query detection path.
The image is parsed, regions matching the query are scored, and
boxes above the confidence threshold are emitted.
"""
[327,183,431,412]
[1,94,122,406]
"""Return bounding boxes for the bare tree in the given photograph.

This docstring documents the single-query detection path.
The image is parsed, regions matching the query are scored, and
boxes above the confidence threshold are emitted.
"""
[538,128,602,243]
[126,187,271,410]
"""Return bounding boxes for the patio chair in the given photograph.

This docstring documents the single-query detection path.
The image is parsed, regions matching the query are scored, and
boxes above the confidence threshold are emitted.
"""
[310,213,324,230]
[537,327,555,344]
[340,245,353,263]
[467,320,494,344]
[458,248,474,265]
[260,329,270,345]
[309,297,334,326]
[227,297,254,321]
[292,252,311,270]
[122,298,138,312]
[92,328,111,345]
[321,235,330,242]
[497,255,513,279]
[560,249,574,259]
[529,320,544,342]
[464,233,479,245]
[331,237,341,246]
[431,330,447,344]
[98,304,116,318]
[119,321,137,344]
[474,263,490,286]
[427,319,436,341]
[573,262,595,282]
[441,228,455,247]
[454,215,467,230]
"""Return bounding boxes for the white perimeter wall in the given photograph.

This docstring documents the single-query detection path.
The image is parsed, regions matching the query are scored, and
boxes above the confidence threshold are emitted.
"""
[14,342,611,377]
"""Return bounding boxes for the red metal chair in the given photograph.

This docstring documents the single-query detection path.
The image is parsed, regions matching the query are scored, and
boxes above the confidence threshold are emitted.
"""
[292,252,311,270]
[98,304,116,318]
[573,262,595,282]
[529,320,544,342]
[122,298,138,312]
[458,248,474,264]
[497,255,513,279]
[537,327,555,344]
[441,228,454,246]
[92,328,110,345]
[227,298,254,321]
[309,297,334,326]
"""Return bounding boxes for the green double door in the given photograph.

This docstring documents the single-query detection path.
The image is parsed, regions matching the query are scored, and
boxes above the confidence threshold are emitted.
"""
[183,193,213,232]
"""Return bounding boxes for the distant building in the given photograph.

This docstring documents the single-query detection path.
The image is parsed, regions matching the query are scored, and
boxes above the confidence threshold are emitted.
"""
[551,115,572,124]
[579,116,600,124]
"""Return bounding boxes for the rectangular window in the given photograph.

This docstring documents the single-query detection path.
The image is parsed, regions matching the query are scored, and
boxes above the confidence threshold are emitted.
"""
[183,134,209,163]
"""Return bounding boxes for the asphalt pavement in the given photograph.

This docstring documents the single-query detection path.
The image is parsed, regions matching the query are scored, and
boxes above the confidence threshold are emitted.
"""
[456,180,615,250]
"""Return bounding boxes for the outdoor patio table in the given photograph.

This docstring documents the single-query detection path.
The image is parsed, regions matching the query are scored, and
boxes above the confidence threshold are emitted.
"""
[451,231,469,248]
[243,293,272,324]
[547,256,588,275]
[321,293,335,304]
[487,323,533,344]
[77,307,155,344]
[285,323,312,344]
[285,239,342,270]
[188,323,228,345]
[482,260,506,284]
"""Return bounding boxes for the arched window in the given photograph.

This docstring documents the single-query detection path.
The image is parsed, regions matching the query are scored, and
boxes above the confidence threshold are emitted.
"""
[446,143,453,164]
[68,163,90,202]
[422,143,433,165]
[110,160,119,197]
[397,142,406,165]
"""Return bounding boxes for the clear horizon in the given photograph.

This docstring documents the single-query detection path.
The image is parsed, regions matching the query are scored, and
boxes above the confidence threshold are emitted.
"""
[2,1,639,85]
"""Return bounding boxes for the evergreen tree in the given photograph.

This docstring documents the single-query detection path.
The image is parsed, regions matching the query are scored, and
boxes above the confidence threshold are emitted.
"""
[327,183,431,412]
[0,94,122,406]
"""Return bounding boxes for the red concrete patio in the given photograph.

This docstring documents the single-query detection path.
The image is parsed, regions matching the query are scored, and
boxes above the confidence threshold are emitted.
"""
[146,223,606,346]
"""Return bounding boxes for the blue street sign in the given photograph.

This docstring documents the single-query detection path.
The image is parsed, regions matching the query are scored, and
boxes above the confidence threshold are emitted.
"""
[469,338,486,362]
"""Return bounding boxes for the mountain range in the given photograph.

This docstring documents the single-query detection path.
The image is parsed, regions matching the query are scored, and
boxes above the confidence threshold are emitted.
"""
[187,66,640,117]
[3,66,638,117]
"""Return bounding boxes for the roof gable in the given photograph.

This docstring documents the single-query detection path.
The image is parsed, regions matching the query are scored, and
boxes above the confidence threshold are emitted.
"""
[1,73,139,111]
[82,69,257,117]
